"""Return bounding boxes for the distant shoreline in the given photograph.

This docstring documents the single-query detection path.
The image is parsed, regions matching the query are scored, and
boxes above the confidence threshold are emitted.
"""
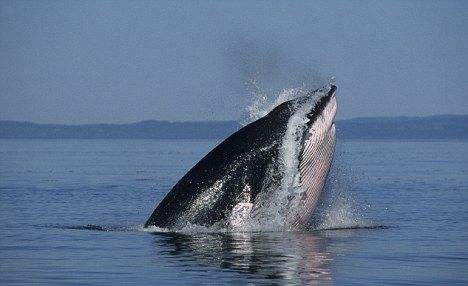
[1,115,467,140]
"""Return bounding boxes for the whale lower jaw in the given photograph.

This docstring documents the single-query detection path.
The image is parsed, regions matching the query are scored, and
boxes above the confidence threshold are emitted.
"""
[290,94,337,229]
[291,123,336,229]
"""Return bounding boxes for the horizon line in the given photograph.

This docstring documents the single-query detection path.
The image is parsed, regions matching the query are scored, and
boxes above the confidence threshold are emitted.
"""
[1,113,467,126]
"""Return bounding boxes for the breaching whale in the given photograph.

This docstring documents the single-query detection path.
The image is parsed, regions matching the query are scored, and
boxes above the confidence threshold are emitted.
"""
[145,85,337,230]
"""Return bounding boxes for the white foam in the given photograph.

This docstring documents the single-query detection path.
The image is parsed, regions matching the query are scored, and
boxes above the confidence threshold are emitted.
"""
[142,225,171,233]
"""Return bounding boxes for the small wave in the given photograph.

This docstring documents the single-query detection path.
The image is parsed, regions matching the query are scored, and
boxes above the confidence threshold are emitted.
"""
[41,222,390,235]
[42,224,145,232]
[314,225,389,231]
[144,223,390,234]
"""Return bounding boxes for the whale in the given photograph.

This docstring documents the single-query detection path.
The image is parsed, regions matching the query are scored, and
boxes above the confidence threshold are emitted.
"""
[145,85,337,230]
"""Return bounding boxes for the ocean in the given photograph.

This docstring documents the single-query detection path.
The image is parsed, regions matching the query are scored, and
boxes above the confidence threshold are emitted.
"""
[0,139,467,285]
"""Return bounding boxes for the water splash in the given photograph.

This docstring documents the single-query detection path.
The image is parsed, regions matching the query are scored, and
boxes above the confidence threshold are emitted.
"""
[241,83,310,126]
[309,164,377,230]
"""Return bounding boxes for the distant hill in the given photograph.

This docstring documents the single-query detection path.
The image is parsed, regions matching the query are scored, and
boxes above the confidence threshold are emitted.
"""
[0,115,467,139]
[336,115,468,139]
[0,120,240,139]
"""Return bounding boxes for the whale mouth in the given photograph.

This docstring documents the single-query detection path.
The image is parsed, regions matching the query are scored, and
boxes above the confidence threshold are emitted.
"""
[304,85,337,132]
[326,86,337,130]
[329,86,337,125]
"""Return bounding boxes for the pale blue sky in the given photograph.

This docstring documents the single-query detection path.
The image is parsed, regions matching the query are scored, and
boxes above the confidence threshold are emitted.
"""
[1,0,467,124]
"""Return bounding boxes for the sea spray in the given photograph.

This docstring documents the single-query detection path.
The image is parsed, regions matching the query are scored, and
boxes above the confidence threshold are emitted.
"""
[310,162,375,230]
[241,84,310,125]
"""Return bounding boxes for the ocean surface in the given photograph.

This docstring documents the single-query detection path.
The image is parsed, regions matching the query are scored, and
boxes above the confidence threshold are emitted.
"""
[0,139,467,285]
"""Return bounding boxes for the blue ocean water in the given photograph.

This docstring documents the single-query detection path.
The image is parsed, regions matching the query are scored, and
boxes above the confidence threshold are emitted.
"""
[0,139,467,285]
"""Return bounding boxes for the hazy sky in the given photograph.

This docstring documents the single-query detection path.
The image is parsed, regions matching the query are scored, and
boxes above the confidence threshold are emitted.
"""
[1,0,467,124]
